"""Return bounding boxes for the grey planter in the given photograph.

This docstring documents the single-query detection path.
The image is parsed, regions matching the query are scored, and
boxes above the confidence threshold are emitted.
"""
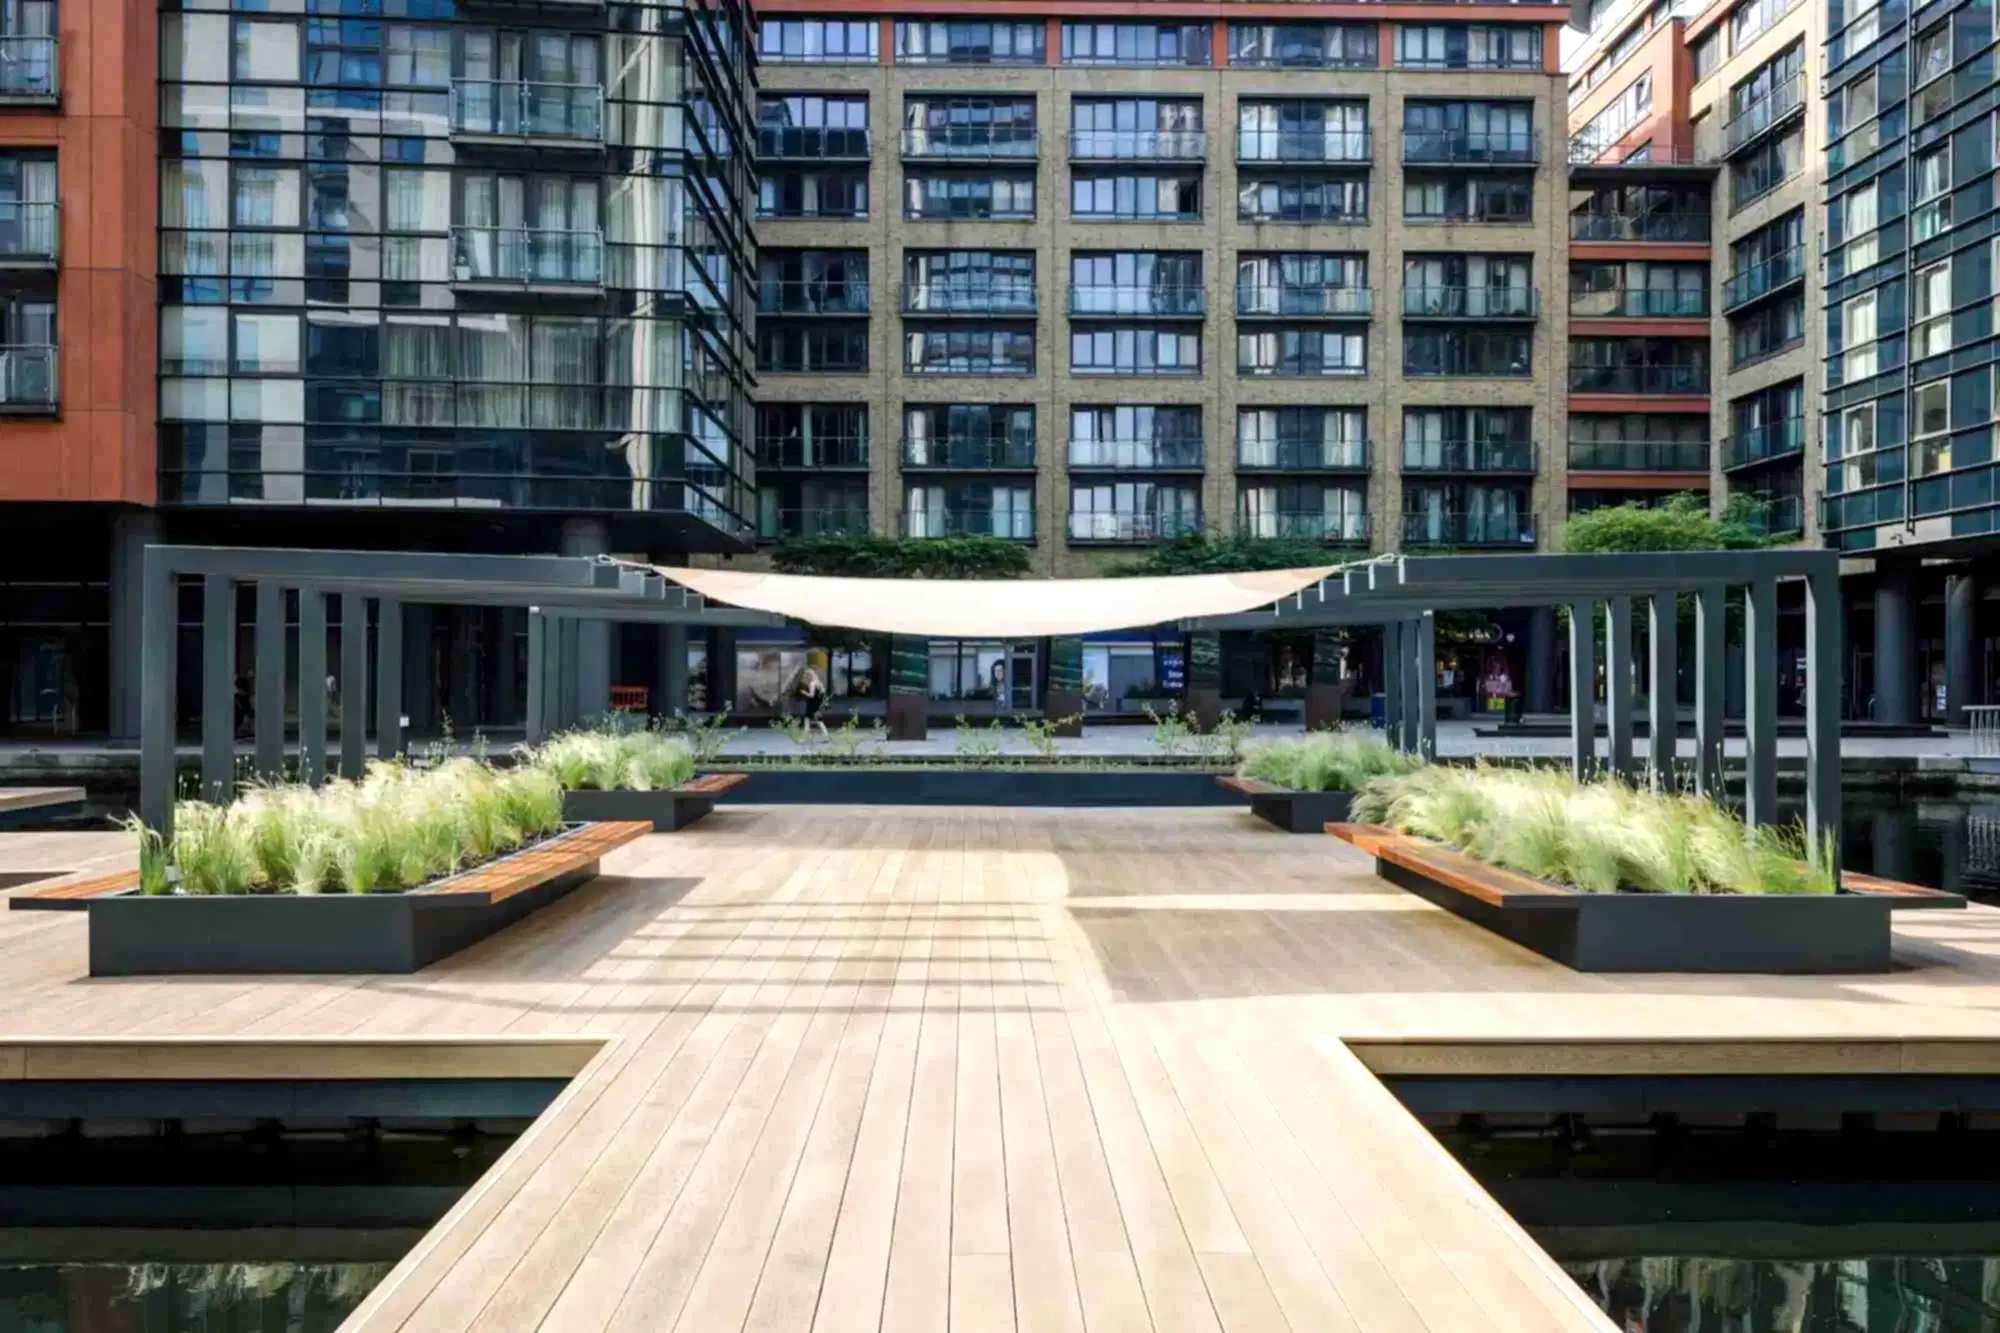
[563,786,720,831]
[712,768,1236,807]
[1218,779,1354,833]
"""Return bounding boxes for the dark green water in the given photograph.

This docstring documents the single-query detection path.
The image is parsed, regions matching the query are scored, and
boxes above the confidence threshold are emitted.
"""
[0,1257,396,1331]
[1561,1253,2000,1330]
[1834,796,2000,899]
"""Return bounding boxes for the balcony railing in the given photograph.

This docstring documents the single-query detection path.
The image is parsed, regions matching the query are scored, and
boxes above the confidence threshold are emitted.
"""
[1235,129,1371,164]
[450,227,604,287]
[764,507,872,539]
[1237,439,1370,471]
[1722,416,1805,470]
[0,344,57,410]
[1721,245,1806,311]
[1400,511,1537,547]
[757,436,869,469]
[1067,129,1207,162]
[1570,288,1709,318]
[1237,512,1371,543]
[449,80,605,145]
[0,201,58,264]
[1568,364,1710,394]
[902,437,1037,469]
[1570,211,1711,243]
[1722,75,1805,155]
[902,508,1036,539]
[1236,284,1371,318]
[900,126,1039,160]
[1746,493,1804,537]
[1402,130,1539,165]
[1565,132,1707,167]
[1066,511,1203,543]
[901,280,1038,315]
[1401,286,1537,319]
[1068,284,1205,318]
[757,126,872,160]
[0,35,58,101]
[1401,441,1537,473]
[1566,439,1712,471]
[1068,439,1204,470]
[758,278,871,315]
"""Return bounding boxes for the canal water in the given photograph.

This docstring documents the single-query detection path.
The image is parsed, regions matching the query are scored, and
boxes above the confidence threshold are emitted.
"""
[1831,794,2000,900]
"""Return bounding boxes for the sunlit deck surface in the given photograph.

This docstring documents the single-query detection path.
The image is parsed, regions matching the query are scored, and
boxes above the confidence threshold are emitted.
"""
[5,807,2000,1333]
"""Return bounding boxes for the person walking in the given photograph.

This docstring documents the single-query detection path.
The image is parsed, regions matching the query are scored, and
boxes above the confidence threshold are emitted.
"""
[797,666,831,742]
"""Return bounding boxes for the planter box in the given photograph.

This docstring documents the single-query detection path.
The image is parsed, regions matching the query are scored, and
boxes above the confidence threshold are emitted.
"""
[11,822,650,977]
[562,773,747,831]
[1216,777,1354,833]
[1327,823,1964,975]
[714,768,1234,807]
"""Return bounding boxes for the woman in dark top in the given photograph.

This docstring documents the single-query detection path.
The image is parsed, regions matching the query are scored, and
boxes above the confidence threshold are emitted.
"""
[797,667,830,741]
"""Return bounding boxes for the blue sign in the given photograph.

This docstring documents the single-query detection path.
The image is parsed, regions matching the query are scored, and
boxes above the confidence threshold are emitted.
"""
[1159,647,1186,692]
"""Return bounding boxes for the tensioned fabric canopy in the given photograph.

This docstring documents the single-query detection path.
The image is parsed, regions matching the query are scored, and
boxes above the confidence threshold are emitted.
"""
[647,564,1342,637]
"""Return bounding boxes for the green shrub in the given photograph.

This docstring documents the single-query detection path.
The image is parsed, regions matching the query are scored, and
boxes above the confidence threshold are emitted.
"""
[519,727,697,791]
[1351,765,1834,897]
[1237,730,1422,792]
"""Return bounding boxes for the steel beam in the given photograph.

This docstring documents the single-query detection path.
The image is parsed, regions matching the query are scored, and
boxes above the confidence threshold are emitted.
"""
[1568,600,1596,780]
[298,591,328,786]
[253,581,286,780]
[1694,585,1726,798]
[375,598,403,760]
[1744,578,1778,829]
[1805,568,1842,883]
[1647,592,1678,791]
[1605,596,1633,780]
[138,551,179,836]
[200,575,235,803]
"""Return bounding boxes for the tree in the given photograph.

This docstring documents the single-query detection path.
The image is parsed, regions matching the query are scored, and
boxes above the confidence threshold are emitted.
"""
[1106,533,1347,576]
[1559,492,1775,554]
[770,534,1030,579]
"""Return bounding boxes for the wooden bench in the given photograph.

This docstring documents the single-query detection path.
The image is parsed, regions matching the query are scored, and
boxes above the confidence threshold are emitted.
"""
[1835,869,1966,909]
[1325,823,1568,907]
[414,821,650,905]
[679,772,748,798]
[10,868,142,911]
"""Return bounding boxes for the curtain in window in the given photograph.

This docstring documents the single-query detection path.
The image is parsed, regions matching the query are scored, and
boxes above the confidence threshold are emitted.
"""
[458,315,526,427]
[532,317,595,429]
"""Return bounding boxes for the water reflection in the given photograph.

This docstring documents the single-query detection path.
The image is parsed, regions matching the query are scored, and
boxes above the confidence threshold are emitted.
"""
[0,1261,392,1330]
[1563,1254,2000,1331]
[1828,798,1998,897]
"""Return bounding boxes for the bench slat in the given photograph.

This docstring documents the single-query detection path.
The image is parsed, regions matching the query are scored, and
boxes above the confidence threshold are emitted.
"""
[11,868,141,908]
[419,821,651,904]
[680,772,748,797]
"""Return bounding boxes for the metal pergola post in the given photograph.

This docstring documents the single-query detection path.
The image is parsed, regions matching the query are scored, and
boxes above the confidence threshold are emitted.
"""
[524,609,547,744]
[200,575,236,803]
[1744,577,1778,828]
[340,593,368,778]
[1804,567,1842,883]
[1604,595,1634,780]
[376,598,403,760]
[1647,592,1677,791]
[1694,584,1726,797]
[253,581,286,780]
[137,551,179,834]
[1382,620,1404,748]
[1400,617,1422,756]
[1415,611,1437,762]
[298,590,328,788]
[1568,599,1596,780]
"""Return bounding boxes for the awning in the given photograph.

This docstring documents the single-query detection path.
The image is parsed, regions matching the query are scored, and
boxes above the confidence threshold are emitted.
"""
[647,565,1342,637]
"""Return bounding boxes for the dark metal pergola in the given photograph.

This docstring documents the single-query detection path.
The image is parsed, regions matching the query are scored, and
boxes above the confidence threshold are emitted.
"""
[1188,549,1844,868]
[137,546,781,836]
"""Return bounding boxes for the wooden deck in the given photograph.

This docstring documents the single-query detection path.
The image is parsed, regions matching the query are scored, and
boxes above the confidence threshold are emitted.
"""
[5,807,2000,1333]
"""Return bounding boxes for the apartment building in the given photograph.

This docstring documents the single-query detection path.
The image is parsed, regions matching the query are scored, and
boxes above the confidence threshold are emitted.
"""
[750,0,1576,579]
[0,0,759,739]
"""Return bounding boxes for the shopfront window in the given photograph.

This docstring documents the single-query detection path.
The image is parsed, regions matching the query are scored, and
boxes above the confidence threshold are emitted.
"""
[929,640,1038,709]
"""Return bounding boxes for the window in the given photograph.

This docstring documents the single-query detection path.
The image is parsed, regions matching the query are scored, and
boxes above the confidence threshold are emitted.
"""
[1569,337,1709,392]
[1729,126,1801,210]
[1237,407,1368,468]
[1405,407,1534,471]
[1730,294,1804,365]
[1836,291,1877,382]
[1070,253,1203,316]
[1394,24,1540,70]
[1912,146,1951,241]
[757,325,868,374]
[1403,100,1535,162]
[1229,22,1378,68]
[1913,261,1952,360]
[760,168,868,220]
[758,94,870,158]
[1403,174,1532,223]
[1836,402,1879,491]
[1061,22,1210,66]
[1830,180,1878,277]
[1912,24,1952,124]
[1239,328,1365,376]
[0,155,56,259]
[1575,72,1652,155]
[1829,71,1879,164]
[1238,253,1368,316]
[904,404,1035,467]
[758,250,869,314]
[1072,327,1201,375]
[1072,173,1200,221]
[1239,483,1367,542]
[757,404,870,469]
[1238,175,1367,224]
[757,19,878,63]
[1071,98,1205,160]
[904,483,1034,539]
[1730,0,1803,52]
[904,251,1036,313]
[1406,253,1534,316]
[903,97,1037,156]
[1692,31,1718,81]
[1570,260,1705,317]
[895,21,1045,65]
[906,328,1034,375]
[1728,379,1806,466]
[1237,100,1369,163]
[1070,405,1202,469]
[1068,482,1202,541]
[907,174,1035,221]
[234,18,300,82]
[1912,379,1951,476]
[1724,209,1804,305]
[1405,330,1530,377]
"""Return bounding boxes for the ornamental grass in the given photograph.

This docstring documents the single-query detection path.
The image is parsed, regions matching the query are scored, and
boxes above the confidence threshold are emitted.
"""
[1350,764,1835,897]
[1236,729,1425,793]
[518,727,697,792]
[139,758,564,896]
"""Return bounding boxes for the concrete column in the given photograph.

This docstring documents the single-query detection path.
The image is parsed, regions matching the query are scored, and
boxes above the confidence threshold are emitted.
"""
[560,519,613,721]
[658,624,689,719]
[494,607,521,726]
[403,605,435,736]
[1875,566,1916,725]
[107,510,162,743]
[1526,604,1557,714]
[1946,572,1979,727]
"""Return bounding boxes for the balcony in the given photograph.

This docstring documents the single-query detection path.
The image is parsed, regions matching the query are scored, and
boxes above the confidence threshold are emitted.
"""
[758,436,869,469]
[1745,493,1803,537]
[1722,416,1805,471]
[0,201,58,268]
[0,344,56,413]
[764,507,872,540]
[1401,441,1537,474]
[449,227,604,291]
[1721,245,1806,312]
[901,280,1037,316]
[1236,439,1370,472]
[1236,284,1371,320]
[1068,284,1204,319]
[0,35,57,103]
[902,508,1036,539]
[1400,511,1537,547]
[1066,511,1202,543]
[757,127,871,161]
[1570,288,1709,318]
[1722,75,1806,156]
[900,126,1039,161]
[1067,129,1207,163]
[1237,512,1371,544]
[1568,364,1710,394]
[448,80,605,149]
[1401,286,1537,320]
[1235,129,1371,165]
[1566,439,1712,471]
[1570,211,1712,243]
[902,437,1037,470]
[1069,438,1203,470]
[1402,130,1539,166]
[758,278,871,316]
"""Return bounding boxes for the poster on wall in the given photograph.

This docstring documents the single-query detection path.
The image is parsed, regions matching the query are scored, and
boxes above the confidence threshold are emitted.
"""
[889,635,928,696]
[1188,632,1221,690]
[1158,645,1186,693]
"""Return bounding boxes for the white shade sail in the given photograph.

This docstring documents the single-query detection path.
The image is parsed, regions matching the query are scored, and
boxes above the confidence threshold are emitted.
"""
[649,565,1341,637]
